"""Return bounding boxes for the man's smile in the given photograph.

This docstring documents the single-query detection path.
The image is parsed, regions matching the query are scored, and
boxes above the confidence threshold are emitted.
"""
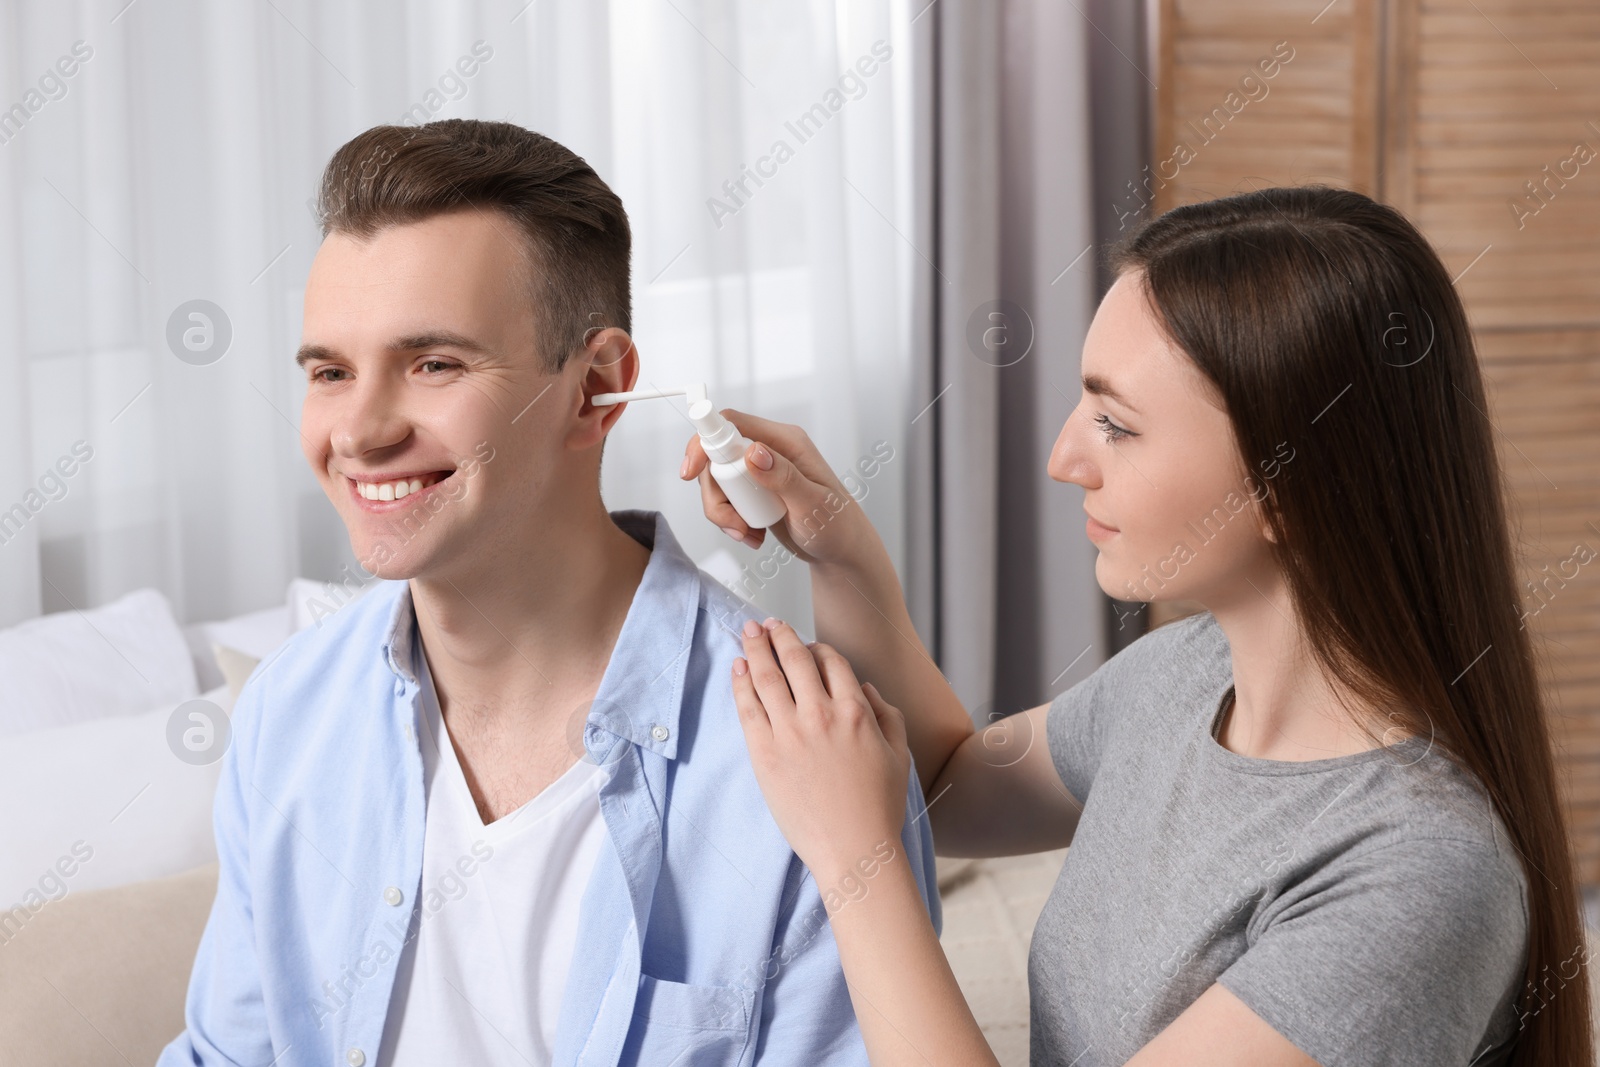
[343,468,455,507]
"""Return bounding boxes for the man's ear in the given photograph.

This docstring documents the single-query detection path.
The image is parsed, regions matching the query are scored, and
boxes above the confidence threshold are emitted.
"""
[569,326,638,448]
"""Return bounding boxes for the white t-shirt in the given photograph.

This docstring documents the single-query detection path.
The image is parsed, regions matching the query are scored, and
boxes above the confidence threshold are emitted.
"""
[379,649,607,1067]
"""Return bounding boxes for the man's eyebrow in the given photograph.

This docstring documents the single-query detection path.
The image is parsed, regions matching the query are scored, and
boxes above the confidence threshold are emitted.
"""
[295,331,491,369]
[295,343,332,369]
[393,331,492,355]
[1082,373,1139,414]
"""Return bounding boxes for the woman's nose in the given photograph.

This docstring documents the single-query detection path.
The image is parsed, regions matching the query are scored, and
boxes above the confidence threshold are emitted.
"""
[1047,406,1100,489]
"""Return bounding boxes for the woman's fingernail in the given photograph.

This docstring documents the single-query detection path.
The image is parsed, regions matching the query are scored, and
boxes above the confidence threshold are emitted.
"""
[750,445,774,471]
[763,617,779,631]
[743,619,763,638]
[733,657,748,676]
[722,526,745,542]
[679,455,691,479]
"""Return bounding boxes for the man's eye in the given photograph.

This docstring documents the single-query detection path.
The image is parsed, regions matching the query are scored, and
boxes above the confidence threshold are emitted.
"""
[1094,413,1136,442]
[420,360,457,373]
[312,367,346,383]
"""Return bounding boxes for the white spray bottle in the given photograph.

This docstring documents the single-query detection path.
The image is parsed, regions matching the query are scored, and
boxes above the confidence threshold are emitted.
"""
[591,383,788,530]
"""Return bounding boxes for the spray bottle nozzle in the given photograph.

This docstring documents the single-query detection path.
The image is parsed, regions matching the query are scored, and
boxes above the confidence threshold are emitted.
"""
[591,382,708,408]
[686,398,723,439]
[585,381,786,529]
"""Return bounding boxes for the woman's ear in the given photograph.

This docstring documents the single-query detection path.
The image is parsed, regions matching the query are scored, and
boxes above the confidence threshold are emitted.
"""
[1257,504,1279,545]
[1240,465,1279,546]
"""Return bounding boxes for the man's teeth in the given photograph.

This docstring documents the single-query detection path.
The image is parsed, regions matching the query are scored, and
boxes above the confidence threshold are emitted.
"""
[357,473,445,501]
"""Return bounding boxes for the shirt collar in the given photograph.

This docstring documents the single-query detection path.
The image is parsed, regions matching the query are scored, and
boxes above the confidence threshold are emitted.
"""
[380,583,421,687]
[378,509,701,761]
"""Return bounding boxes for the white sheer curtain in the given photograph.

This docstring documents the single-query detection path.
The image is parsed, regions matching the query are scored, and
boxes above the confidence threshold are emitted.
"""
[0,0,916,633]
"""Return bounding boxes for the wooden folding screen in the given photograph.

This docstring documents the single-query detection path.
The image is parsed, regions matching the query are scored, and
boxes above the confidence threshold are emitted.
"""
[1153,0,1600,878]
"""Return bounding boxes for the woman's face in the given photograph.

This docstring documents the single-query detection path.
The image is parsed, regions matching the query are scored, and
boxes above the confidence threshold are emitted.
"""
[1048,270,1279,607]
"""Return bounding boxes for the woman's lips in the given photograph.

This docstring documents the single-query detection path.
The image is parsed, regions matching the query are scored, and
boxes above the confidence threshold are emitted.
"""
[1085,513,1119,542]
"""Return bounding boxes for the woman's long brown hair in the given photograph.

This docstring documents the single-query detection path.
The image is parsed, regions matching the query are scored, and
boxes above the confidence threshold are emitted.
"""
[1110,185,1592,1065]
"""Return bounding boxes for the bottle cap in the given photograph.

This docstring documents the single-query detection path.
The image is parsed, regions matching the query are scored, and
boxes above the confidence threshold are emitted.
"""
[689,399,744,464]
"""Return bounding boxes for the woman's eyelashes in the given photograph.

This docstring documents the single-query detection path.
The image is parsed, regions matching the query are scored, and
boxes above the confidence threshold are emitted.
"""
[1093,412,1138,442]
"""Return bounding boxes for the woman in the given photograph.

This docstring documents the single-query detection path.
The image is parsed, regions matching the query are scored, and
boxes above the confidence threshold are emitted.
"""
[681,187,1592,1066]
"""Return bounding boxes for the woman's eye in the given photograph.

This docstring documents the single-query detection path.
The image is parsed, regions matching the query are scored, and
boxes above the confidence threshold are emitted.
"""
[1094,413,1136,442]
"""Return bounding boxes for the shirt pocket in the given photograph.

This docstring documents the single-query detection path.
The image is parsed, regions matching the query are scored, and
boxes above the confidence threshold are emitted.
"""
[621,973,757,1066]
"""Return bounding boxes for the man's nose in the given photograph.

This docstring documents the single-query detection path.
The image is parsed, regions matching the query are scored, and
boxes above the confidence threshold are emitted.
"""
[330,378,411,458]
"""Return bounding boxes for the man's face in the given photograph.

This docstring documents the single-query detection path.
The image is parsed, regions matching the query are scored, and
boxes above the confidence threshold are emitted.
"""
[298,209,621,581]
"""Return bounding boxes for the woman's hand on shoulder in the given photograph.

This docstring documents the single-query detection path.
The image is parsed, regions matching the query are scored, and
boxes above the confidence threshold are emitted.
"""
[731,617,909,880]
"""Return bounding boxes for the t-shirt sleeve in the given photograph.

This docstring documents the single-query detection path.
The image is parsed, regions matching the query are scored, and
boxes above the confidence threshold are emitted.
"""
[1045,664,1110,807]
[1045,614,1226,807]
[1216,837,1528,1067]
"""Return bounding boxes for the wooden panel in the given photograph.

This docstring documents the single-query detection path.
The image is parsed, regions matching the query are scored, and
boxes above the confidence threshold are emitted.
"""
[1403,2,1600,872]
[1481,339,1600,877]
[1156,0,1600,881]
[1154,0,1380,213]
[1390,0,1600,334]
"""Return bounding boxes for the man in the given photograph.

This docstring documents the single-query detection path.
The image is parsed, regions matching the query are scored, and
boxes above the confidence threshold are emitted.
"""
[158,119,940,1067]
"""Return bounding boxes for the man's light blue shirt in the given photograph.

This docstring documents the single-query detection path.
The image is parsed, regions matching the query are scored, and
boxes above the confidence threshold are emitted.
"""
[158,510,941,1066]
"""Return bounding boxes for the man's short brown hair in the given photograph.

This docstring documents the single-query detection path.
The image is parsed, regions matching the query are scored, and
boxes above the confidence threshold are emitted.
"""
[315,119,631,372]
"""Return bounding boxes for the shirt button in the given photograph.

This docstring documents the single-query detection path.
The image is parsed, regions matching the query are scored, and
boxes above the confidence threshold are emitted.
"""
[650,724,670,742]
[383,886,403,906]
[346,1049,366,1067]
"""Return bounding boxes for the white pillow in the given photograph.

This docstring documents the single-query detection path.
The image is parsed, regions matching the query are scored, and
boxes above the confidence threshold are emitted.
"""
[0,684,232,910]
[211,642,262,708]
[181,603,291,692]
[0,588,199,738]
[287,574,378,632]
[178,573,371,693]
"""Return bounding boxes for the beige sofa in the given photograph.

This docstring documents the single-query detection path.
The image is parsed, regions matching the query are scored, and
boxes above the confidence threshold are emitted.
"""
[0,852,1068,1067]
[0,863,218,1066]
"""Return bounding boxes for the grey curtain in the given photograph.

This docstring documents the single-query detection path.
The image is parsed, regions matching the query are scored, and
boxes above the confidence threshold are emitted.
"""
[905,0,1152,723]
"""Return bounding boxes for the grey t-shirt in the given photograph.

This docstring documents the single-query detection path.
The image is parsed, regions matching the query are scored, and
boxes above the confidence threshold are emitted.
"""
[1028,612,1529,1067]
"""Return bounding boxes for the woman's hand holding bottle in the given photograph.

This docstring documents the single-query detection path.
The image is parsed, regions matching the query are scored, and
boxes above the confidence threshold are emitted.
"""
[679,410,891,577]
